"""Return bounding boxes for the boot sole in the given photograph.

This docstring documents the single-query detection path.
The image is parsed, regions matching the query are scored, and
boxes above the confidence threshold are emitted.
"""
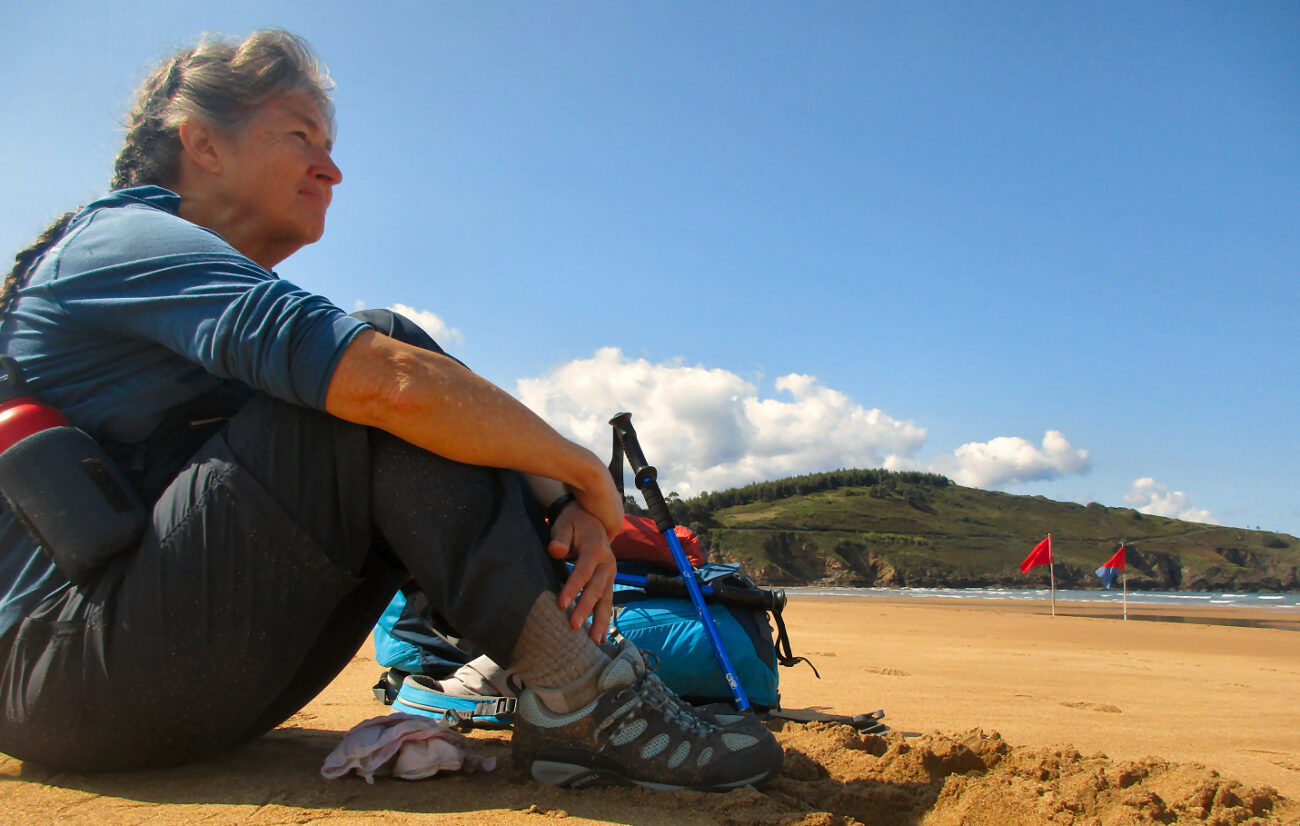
[523,756,779,792]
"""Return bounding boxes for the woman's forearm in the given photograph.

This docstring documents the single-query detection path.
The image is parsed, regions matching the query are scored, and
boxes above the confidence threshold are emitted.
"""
[323,329,621,536]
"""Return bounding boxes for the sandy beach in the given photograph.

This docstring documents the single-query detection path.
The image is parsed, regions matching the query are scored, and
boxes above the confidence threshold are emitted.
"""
[2,596,1295,825]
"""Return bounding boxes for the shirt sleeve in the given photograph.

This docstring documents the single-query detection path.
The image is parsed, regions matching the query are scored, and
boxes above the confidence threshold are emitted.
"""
[47,202,368,410]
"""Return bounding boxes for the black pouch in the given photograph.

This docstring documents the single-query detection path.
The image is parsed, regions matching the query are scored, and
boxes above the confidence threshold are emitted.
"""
[0,425,148,585]
[0,357,147,585]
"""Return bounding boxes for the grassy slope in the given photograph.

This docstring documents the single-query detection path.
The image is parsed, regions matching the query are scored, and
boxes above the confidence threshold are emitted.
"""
[687,481,1300,591]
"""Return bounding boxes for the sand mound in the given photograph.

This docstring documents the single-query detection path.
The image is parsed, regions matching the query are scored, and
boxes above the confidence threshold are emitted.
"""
[741,722,1285,826]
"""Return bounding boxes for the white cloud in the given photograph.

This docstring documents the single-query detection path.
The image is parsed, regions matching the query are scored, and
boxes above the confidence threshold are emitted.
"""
[935,430,1091,488]
[1123,477,1217,524]
[513,348,1102,502]
[388,303,464,348]
[515,348,927,496]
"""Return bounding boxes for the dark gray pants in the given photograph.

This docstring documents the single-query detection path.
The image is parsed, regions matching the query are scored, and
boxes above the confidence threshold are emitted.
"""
[0,311,558,770]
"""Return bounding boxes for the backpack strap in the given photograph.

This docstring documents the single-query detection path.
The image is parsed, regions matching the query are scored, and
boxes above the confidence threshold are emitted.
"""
[609,422,624,497]
[771,607,820,678]
[392,673,517,728]
[766,706,888,734]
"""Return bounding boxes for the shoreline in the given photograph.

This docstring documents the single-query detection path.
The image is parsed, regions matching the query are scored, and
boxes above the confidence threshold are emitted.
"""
[782,594,1300,645]
[786,594,1300,633]
[786,585,1300,610]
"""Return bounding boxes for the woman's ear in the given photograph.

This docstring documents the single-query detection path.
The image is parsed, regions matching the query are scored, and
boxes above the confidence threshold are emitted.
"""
[176,118,224,176]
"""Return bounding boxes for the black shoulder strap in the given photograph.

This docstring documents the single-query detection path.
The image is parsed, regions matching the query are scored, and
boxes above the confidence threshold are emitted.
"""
[609,421,624,497]
[766,706,888,734]
[771,607,820,678]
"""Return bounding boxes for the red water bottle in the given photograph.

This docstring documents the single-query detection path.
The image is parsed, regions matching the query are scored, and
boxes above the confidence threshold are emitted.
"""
[0,355,147,584]
[0,356,71,452]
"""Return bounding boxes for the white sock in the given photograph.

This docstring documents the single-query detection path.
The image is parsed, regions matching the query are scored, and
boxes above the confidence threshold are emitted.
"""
[507,592,611,712]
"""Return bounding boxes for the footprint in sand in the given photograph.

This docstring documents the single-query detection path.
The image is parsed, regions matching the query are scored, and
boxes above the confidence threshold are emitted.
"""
[1242,749,1300,772]
[866,667,911,677]
[1060,701,1122,713]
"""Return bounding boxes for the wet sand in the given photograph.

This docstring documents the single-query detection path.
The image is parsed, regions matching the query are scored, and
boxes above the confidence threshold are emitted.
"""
[1,596,1295,824]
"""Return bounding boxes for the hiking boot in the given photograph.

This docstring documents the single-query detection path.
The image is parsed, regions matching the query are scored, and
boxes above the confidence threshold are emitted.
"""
[512,641,784,791]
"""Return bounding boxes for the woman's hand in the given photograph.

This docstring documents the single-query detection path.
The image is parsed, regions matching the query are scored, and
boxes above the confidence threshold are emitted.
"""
[566,461,625,542]
[547,503,619,643]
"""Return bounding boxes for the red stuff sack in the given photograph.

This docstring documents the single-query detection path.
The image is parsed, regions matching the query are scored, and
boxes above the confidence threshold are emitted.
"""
[611,514,706,568]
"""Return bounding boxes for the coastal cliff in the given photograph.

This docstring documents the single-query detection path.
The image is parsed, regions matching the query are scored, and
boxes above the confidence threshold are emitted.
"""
[655,470,1300,592]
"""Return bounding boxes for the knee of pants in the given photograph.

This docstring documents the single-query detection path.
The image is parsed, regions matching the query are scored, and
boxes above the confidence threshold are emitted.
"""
[372,430,521,524]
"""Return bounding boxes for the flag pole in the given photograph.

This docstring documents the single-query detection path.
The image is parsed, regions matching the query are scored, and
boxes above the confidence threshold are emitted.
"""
[1122,539,1128,621]
[1049,533,1055,617]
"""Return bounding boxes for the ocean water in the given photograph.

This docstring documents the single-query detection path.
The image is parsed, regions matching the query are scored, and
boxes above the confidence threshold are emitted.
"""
[789,586,1300,610]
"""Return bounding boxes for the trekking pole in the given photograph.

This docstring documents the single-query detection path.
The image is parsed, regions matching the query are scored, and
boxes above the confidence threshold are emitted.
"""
[609,412,751,710]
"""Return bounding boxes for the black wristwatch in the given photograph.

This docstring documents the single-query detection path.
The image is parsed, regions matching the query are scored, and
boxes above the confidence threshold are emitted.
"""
[545,492,578,526]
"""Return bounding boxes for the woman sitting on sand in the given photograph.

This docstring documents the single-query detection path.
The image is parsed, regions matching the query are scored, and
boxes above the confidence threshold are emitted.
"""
[0,29,781,790]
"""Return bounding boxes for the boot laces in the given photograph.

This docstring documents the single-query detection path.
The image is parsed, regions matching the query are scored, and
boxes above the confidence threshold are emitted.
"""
[633,651,714,738]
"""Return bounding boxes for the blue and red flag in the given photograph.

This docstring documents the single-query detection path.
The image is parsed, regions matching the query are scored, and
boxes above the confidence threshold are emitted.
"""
[1020,535,1052,574]
[1095,544,1126,589]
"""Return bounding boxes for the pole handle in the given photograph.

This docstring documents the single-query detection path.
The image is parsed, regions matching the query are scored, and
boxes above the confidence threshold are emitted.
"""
[609,412,675,534]
[609,412,652,479]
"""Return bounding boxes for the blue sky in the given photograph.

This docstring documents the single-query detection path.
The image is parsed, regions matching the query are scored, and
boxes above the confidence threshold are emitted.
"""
[3,2,1297,536]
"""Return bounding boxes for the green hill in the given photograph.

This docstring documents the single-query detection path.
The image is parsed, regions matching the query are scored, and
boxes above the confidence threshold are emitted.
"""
[656,469,1300,591]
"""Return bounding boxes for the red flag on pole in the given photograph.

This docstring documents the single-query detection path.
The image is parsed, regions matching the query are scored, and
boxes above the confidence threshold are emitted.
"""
[1095,543,1127,589]
[1099,544,1126,572]
[1020,535,1053,574]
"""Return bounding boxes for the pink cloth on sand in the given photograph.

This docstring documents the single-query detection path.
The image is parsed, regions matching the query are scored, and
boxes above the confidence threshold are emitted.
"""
[321,712,497,783]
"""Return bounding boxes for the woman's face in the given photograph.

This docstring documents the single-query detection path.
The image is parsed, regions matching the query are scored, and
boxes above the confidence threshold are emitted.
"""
[208,93,342,264]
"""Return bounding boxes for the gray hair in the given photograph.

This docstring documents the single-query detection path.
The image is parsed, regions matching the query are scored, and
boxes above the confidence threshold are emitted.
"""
[3,30,334,318]
[111,29,335,190]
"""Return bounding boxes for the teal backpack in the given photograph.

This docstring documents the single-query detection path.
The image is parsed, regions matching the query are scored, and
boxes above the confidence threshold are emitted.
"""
[611,561,802,710]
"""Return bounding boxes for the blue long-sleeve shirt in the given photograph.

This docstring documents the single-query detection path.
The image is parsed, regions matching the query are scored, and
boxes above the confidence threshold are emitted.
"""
[0,186,371,637]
